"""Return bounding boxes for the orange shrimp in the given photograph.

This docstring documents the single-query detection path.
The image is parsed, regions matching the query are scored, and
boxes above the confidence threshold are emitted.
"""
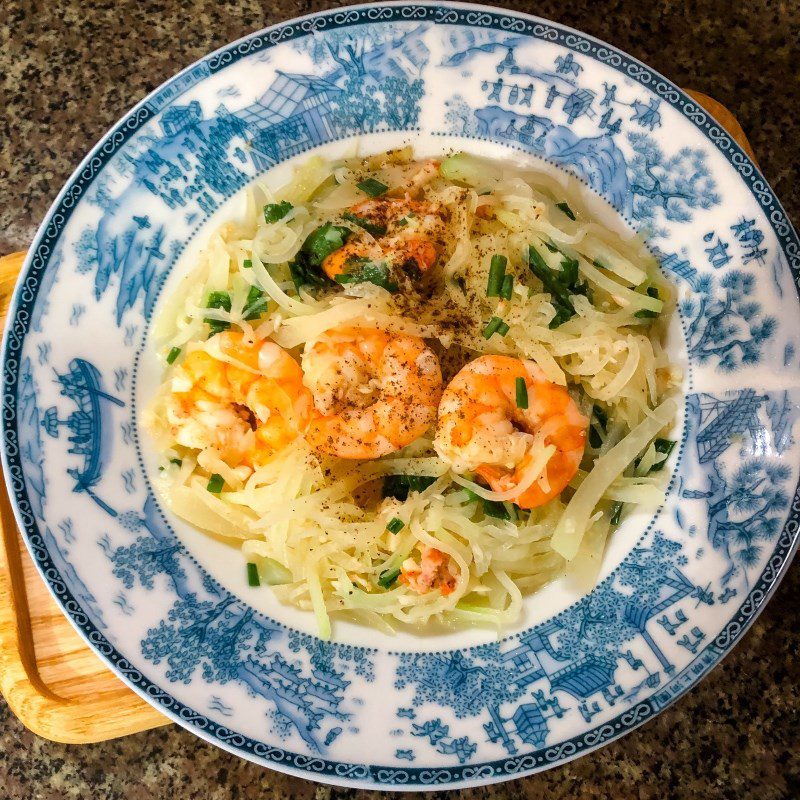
[322,198,446,281]
[165,331,312,467]
[400,546,457,596]
[434,355,588,508]
[302,326,443,459]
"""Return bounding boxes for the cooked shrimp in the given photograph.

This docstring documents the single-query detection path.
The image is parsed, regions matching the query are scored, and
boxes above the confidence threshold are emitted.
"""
[165,331,312,466]
[400,545,457,595]
[322,198,447,281]
[434,355,588,508]
[302,325,443,459]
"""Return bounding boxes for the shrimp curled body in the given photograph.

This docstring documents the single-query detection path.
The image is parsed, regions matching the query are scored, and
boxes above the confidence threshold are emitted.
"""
[323,198,447,281]
[434,355,588,508]
[165,331,312,467]
[302,326,443,459]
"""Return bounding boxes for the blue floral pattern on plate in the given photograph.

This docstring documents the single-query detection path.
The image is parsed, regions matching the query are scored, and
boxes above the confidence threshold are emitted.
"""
[3,2,799,789]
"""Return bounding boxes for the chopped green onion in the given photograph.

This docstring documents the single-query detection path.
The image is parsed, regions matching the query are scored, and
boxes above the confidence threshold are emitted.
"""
[382,475,437,501]
[169,458,182,467]
[206,473,225,493]
[290,223,352,291]
[527,244,587,329]
[247,562,261,587]
[589,404,608,448]
[500,273,514,300]
[487,254,507,297]
[556,201,576,221]
[634,287,661,319]
[649,438,677,472]
[610,501,624,525]
[243,285,269,320]
[483,316,508,339]
[356,177,389,197]
[263,201,293,223]
[335,260,398,292]
[378,568,401,589]
[482,499,510,520]
[386,517,405,534]
[342,211,387,237]
[204,291,232,335]
[396,212,417,228]
[515,377,528,409]
[166,347,181,365]
[242,259,252,269]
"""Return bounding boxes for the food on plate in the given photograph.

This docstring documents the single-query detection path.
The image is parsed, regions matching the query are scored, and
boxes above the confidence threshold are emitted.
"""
[147,147,680,637]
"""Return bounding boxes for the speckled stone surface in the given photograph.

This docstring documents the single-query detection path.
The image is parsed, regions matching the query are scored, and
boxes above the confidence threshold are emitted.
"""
[1,1,799,798]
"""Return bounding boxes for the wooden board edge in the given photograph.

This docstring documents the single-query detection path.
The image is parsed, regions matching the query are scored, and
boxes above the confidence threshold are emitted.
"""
[0,252,169,743]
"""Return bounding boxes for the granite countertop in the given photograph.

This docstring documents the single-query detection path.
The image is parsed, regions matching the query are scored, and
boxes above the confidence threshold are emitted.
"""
[2,0,799,797]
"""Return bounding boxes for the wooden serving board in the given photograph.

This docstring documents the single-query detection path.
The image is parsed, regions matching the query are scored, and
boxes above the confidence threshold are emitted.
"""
[0,90,758,745]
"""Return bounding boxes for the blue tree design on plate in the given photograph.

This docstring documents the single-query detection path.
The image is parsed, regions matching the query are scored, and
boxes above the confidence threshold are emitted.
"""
[684,459,791,586]
[111,534,186,590]
[681,391,797,587]
[103,497,373,751]
[627,133,721,233]
[680,271,777,371]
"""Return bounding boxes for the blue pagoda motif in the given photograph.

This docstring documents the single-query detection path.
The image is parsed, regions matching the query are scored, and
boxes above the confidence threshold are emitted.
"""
[160,100,202,137]
[502,554,699,703]
[222,71,344,171]
[691,391,765,464]
[511,704,548,748]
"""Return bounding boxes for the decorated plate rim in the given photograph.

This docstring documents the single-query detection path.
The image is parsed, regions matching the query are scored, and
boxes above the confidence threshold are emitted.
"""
[2,1,799,789]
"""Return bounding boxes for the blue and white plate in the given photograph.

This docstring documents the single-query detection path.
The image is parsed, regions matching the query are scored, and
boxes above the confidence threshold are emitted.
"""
[4,3,799,789]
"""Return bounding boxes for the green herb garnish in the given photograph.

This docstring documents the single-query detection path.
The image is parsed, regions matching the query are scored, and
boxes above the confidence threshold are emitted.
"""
[335,259,398,292]
[500,273,514,301]
[634,286,661,319]
[648,438,677,472]
[243,285,269,320]
[243,258,252,269]
[169,458,183,467]
[483,316,509,339]
[482,499,511,520]
[341,211,387,237]
[204,291,232,335]
[382,475,437,501]
[527,244,587,329]
[515,377,528,409]
[386,517,405,534]
[289,223,352,291]
[612,438,676,525]
[166,347,181,365]
[487,254,507,297]
[207,473,225,493]
[247,562,261,587]
[589,404,608,449]
[378,568,401,589]
[356,177,389,197]
[556,201,576,221]
[263,201,293,223]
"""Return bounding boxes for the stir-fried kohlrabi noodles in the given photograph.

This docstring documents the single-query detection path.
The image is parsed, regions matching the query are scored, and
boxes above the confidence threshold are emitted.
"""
[147,147,680,638]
